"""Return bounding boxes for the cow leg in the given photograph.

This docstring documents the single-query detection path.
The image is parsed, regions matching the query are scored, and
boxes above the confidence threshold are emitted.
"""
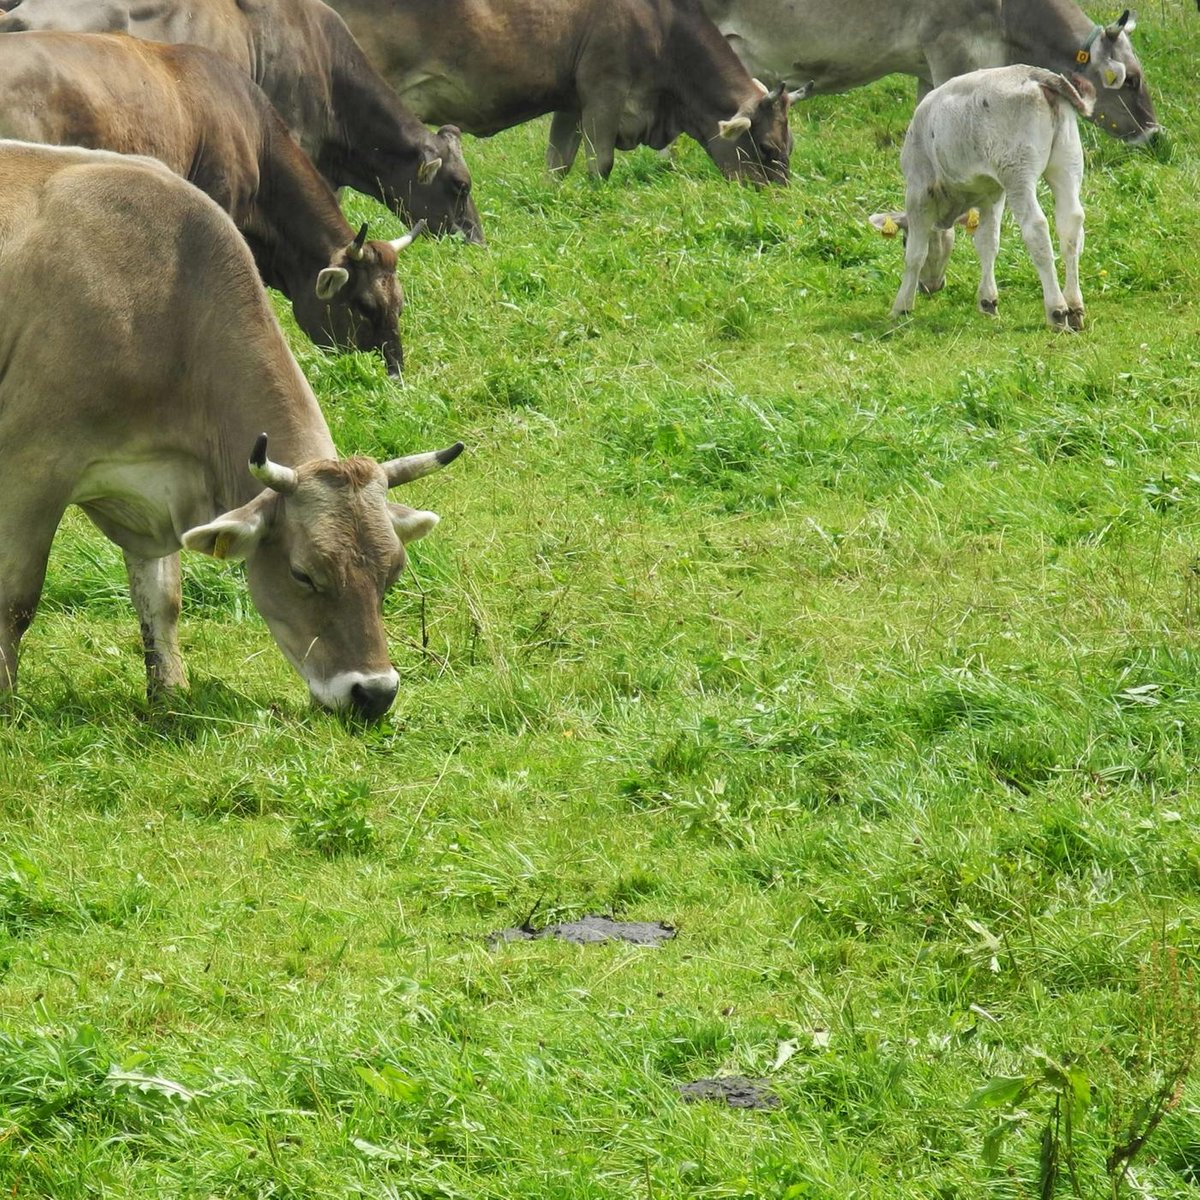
[579,104,620,180]
[892,216,931,317]
[1005,183,1070,331]
[123,550,188,698]
[547,111,583,178]
[1044,160,1086,331]
[0,507,60,698]
[972,197,1005,316]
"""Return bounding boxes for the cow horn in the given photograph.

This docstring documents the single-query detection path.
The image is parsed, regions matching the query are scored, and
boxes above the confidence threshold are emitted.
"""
[1105,7,1132,35]
[388,219,427,254]
[766,81,786,102]
[249,433,298,494]
[347,222,369,261]
[788,80,816,104]
[382,441,464,488]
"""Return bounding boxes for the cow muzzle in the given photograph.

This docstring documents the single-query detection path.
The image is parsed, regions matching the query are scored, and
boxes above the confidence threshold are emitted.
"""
[309,668,400,720]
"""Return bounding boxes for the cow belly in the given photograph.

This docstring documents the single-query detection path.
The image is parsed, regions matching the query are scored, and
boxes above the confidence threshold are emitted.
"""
[72,457,204,558]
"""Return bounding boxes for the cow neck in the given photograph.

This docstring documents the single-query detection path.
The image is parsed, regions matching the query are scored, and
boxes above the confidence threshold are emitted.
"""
[663,4,759,154]
[315,26,427,200]
[253,116,353,298]
[1002,0,1093,68]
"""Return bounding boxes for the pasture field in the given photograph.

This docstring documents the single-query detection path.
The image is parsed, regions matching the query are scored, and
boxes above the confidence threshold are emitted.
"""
[4,10,1200,1197]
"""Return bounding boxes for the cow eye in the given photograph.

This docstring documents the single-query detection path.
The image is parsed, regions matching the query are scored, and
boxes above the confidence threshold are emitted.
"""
[1124,74,1140,90]
[290,567,316,590]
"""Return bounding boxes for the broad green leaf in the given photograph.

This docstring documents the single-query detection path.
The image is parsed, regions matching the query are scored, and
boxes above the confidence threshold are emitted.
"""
[968,1074,1029,1108]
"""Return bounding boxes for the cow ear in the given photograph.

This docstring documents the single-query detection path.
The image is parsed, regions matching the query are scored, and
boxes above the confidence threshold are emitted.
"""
[417,155,443,185]
[316,266,350,300]
[718,115,753,140]
[390,504,440,544]
[869,212,907,236]
[182,497,271,561]
[1101,59,1127,87]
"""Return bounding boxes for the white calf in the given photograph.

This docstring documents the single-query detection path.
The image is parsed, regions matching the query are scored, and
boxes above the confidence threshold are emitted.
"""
[870,65,1094,331]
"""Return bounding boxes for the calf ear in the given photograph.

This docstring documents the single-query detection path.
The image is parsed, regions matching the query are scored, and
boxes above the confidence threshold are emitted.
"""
[1100,59,1127,87]
[869,212,907,237]
[718,115,753,140]
[182,496,271,561]
[316,266,350,300]
[390,504,440,544]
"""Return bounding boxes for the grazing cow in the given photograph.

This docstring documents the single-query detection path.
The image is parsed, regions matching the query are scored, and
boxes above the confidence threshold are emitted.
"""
[0,140,462,718]
[325,0,798,183]
[869,66,1093,331]
[0,0,485,242]
[699,0,1158,144]
[0,32,422,374]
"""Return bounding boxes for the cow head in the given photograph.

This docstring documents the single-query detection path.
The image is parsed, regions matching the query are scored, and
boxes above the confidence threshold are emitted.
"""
[293,220,423,377]
[1080,10,1158,143]
[712,80,801,186]
[181,436,463,720]
[394,125,485,245]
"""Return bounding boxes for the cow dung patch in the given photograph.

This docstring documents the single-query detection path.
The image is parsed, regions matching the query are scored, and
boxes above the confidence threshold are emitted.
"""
[490,914,676,947]
[677,1076,780,1110]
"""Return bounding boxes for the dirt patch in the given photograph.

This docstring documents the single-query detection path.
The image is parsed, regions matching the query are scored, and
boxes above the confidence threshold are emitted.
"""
[678,1076,780,1110]
[490,914,676,946]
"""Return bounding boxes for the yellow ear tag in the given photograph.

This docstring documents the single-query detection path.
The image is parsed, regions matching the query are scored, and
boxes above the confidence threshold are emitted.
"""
[965,208,980,232]
[880,215,899,237]
[1103,67,1118,85]
[1076,49,1090,63]
[213,532,233,560]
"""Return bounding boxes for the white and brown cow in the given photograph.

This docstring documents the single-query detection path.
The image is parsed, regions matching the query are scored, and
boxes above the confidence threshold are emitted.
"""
[0,140,462,719]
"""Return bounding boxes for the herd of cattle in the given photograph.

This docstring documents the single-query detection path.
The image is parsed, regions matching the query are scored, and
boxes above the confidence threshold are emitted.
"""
[0,0,1160,719]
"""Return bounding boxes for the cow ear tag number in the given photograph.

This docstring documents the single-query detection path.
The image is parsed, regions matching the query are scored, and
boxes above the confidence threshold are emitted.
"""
[1075,49,1090,63]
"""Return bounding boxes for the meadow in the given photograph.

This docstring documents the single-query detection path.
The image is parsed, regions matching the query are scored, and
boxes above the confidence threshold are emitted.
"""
[3,7,1200,1196]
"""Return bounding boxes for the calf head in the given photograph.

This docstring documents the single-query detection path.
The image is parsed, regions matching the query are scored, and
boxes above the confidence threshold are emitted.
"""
[1081,10,1158,143]
[181,435,463,720]
[392,126,485,245]
[295,220,423,376]
[713,81,805,186]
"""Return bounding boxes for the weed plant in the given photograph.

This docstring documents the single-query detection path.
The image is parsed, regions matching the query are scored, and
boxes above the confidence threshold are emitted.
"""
[2,7,1200,1195]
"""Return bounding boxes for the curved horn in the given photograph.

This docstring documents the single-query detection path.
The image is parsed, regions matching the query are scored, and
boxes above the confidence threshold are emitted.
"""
[766,80,786,102]
[382,441,464,488]
[248,433,298,494]
[347,221,369,261]
[389,219,427,254]
[1105,7,1132,35]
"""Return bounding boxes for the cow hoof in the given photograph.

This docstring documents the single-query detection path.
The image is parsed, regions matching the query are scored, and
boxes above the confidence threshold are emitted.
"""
[979,298,999,316]
[1067,307,1085,332]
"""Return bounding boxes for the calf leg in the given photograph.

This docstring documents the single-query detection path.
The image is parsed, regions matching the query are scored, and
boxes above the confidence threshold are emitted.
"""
[547,111,583,178]
[972,197,1005,316]
[1005,183,1070,331]
[1044,159,1085,331]
[892,216,932,317]
[123,550,187,698]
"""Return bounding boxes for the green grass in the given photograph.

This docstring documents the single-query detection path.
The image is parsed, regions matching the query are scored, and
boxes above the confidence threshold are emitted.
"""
[4,9,1200,1196]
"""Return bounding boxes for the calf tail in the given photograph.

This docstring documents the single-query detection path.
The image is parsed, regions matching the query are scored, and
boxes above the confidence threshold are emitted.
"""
[1037,71,1096,119]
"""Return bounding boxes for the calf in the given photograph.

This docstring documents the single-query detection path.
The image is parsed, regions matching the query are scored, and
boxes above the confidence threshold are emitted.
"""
[0,140,462,719]
[870,65,1093,331]
[0,32,422,372]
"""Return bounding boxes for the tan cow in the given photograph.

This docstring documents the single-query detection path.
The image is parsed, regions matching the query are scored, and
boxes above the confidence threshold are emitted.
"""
[0,31,424,373]
[0,0,485,242]
[0,140,462,719]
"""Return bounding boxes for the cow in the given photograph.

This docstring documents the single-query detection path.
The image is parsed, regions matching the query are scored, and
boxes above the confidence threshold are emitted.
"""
[0,31,427,374]
[0,0,486,242]
[323,0,798,183]
[699,0,1158,144]
[0,140,462,719]
[869,66,1093,331]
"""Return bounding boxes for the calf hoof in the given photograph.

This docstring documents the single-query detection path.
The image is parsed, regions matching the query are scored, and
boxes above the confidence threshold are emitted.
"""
[1067,307,1085,332]
[979,298,999,317]
[1048,307,1072,332]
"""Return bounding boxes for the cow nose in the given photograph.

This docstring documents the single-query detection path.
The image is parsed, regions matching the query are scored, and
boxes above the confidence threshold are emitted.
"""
[349,676,398,720]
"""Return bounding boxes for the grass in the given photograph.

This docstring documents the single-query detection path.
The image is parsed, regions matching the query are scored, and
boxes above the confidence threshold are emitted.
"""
[3,7,1200,1195]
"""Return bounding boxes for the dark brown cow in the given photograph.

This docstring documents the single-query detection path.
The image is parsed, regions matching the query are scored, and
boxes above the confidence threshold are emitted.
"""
[326,0,798,183]
[0,31,424,373]
[0,0,485,241]
[0,140,462,718]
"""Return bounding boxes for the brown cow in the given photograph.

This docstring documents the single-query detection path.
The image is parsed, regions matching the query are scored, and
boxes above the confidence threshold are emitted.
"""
[0,140,462,719]
[0,0,485,242]
[328,0,799,182]
[0,31,424,373]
